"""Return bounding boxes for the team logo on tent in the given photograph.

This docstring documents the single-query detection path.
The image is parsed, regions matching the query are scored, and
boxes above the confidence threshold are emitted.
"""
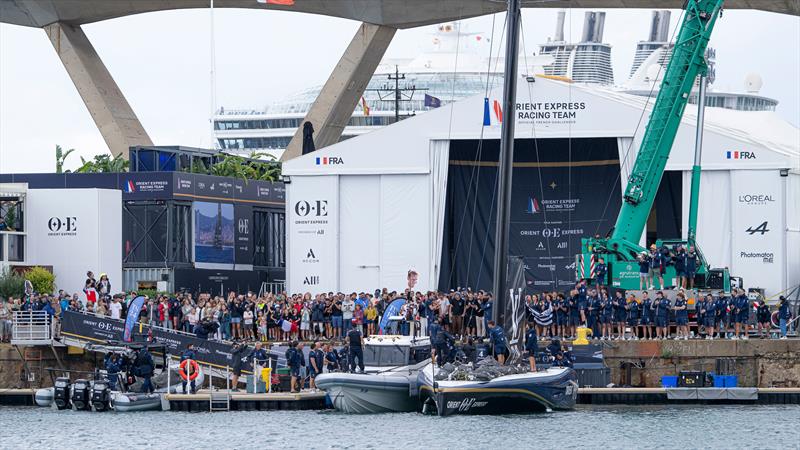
[123,180,136,193]
[526,197,541,214]
[726,150,756,160]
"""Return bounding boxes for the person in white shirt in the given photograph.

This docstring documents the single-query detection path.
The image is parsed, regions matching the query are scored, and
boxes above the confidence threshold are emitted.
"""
[341,294,355,334]
[109,297,122,319]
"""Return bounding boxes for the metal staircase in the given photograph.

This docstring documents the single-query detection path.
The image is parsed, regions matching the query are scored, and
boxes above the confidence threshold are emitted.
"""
[209,366,231,412]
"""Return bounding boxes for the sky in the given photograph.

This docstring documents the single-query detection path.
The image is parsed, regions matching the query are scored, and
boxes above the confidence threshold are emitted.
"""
[0,7,798,173]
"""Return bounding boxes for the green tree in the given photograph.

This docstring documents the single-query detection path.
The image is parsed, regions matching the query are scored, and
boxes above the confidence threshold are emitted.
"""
[75,152,129,173]
[0,268,25,299]
[55,145,75,173]
[25,266,56,295]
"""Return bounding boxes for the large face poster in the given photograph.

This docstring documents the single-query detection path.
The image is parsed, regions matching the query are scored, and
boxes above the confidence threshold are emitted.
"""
[439,137,622,293]
[194,201,235,268]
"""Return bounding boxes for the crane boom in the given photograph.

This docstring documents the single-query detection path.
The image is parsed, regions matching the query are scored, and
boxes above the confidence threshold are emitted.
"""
[613,0,723,243]
[578,0,731,292]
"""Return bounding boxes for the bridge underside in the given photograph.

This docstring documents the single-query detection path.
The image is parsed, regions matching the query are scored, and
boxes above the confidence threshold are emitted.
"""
[1,0,796,160]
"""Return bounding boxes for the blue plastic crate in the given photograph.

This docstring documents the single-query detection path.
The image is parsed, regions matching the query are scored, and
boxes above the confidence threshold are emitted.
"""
[725,375,738,387]
[661,376,678,388]
[712,375,726,387]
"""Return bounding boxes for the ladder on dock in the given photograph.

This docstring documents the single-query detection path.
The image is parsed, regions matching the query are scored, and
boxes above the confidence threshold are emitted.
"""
[209,365,231,412]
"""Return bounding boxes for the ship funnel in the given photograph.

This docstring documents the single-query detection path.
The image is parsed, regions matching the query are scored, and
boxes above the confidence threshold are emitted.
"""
[554,10,565,42]
[648,11,671,42]
[581,11,605,43]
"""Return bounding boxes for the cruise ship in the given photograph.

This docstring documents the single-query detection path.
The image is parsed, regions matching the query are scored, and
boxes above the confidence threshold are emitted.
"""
[623,10,778,112]
[539,11,614,85]
[214,12,778,158]
[214,22,504,159]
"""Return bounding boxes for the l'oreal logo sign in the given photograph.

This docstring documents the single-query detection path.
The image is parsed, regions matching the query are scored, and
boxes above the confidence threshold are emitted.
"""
[738,194,774,205]
[315,156,344,165]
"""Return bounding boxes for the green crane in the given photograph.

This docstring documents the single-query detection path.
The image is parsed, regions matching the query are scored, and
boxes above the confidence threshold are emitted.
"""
[579,0,731,292]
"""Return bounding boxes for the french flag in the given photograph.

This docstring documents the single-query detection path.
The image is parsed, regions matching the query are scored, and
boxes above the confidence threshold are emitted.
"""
[124,180,135,193]
[493,100,503,123]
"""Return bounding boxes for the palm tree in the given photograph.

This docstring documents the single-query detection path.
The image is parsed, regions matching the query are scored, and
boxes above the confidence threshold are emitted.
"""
[75,152,129,173]
[55,145,75,173]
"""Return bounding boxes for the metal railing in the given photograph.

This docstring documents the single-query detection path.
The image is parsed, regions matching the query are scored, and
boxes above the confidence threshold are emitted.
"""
[11,310,52,344]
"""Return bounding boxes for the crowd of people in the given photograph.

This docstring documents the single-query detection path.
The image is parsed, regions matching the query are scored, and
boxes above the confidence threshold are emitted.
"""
[1,267,795,347]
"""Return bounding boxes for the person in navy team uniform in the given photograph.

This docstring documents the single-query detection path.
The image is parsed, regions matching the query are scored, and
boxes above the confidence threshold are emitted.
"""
[735,289,750,340]
[674,246,688,289]
[686,246,699,289]
[673,292,689,340]
[285,341,305,393]
[104,353,122,391]
[134,346,155,393]
[600,290,613,340]
[702,294,716,340]
[525,321,538,371]
[696,296,707,338]
[654,291,670,339]
[346,326,364,373]
[428,317,448,367]
[323,342,340,372]
[307,341,324,390]
[715,293,729,338]
[487,320,507,364]
[593,258,607,288]
[613,291,627,340]
[180,343,198,394]
[577,281,588,326]
[586,290,601,339]
[639,291,653,340]
[554,293,567,339]
[480,295,494,337]
[625,294,639,340]
[568,290,580,339]
[778,296,791,339]
[756,300,772,339]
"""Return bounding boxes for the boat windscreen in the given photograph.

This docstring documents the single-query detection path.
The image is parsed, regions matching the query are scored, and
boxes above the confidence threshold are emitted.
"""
[363,346,409,367]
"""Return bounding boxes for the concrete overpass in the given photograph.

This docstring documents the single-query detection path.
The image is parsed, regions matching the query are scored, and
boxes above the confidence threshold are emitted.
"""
[1,0,798,160]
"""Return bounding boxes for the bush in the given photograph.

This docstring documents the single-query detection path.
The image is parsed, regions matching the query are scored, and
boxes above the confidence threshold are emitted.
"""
[0,268,25,299]
[26,266,56,295]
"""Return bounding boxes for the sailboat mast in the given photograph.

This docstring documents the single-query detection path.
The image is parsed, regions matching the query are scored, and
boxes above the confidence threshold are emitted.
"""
[491,0,522,324]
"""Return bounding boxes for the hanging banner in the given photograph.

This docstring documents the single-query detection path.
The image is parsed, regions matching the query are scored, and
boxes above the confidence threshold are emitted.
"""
[286,176,339,292]
[234,203,254,269]
[440,137,621,292]
[123,295,146,342]
[730,170,783,295]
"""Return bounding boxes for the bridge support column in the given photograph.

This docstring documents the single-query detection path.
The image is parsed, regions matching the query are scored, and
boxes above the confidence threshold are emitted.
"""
[281,22,396,161]
[44,22,152,159]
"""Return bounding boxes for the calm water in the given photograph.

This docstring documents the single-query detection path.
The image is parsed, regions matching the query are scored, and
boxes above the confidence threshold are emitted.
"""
[2,405,798,449]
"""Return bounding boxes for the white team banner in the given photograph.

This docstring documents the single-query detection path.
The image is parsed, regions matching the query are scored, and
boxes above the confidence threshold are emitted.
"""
[730,170,783,294]
[286,176,339,293]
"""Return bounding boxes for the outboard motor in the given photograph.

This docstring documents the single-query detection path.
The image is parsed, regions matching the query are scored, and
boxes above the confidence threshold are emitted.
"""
[53,377,72,410]
[71,379,92,411]
[91,380,111,412]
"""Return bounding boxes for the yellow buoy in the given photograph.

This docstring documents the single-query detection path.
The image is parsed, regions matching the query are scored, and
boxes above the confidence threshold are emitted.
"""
[574,327,592,345]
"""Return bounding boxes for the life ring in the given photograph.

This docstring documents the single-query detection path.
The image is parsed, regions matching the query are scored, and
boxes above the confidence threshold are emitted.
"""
[179,359,200,381]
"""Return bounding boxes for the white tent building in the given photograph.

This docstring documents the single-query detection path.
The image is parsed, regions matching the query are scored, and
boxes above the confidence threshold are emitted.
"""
[282,77,799,297]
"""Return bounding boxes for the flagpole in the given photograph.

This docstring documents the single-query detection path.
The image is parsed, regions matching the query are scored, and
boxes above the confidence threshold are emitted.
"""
[491,0,521,327]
